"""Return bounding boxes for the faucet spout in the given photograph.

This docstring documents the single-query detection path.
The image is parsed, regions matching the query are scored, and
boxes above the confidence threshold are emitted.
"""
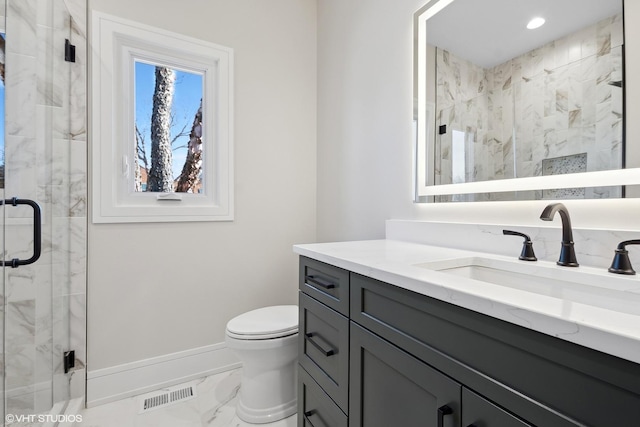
[540,203,579,267]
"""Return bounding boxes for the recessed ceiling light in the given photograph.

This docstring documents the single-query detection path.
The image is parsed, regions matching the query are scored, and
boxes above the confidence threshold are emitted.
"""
[527,17,546,30]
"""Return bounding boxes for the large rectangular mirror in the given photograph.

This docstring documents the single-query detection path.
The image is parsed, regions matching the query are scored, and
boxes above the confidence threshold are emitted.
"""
[414,0,640,202]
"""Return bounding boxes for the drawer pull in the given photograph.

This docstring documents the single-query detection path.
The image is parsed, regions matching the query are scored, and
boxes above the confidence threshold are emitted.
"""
[305,275,336,290]
[438,405,453,427]
[304,410,317,427]
[305,332,336,356]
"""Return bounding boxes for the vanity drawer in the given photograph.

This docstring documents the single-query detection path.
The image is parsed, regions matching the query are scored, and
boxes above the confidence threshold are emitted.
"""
[298,366,348,427]
[299,256,349,315]
[299,292,349,412]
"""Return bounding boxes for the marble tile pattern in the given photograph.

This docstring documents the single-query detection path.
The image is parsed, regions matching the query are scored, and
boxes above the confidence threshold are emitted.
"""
[78,369,297,427]
[2,0,87,419]
[435,14,623,201]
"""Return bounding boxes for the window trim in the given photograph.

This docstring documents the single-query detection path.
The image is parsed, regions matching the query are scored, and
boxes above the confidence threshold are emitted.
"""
[90,12,233,223]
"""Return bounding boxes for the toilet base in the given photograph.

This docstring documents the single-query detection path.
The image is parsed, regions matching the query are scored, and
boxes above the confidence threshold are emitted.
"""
[235,358,298,424]
[236,396,297,424]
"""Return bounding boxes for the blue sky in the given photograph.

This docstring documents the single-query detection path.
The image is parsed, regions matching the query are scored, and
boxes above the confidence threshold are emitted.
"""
[134,61,203,182]
[0,34,4,170]
[0,79,4,169]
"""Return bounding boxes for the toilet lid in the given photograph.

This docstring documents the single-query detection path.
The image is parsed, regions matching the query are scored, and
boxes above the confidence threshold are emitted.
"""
[226,305,298,340]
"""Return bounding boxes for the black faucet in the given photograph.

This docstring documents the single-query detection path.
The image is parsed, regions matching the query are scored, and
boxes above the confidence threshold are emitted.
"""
[540,203,579,267]
[608,240,640,275]
[503,230,537,261]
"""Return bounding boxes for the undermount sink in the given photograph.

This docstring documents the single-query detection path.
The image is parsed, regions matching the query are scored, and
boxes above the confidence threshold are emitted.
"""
[443,263,561,289]
[414,257,640,316]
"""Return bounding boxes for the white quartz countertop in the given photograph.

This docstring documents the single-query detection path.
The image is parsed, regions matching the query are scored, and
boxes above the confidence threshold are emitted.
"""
[293,239,640,365]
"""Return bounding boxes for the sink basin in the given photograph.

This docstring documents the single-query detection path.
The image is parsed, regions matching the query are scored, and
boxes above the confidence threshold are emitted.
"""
[414,257,640,316]
[443,263,563,290]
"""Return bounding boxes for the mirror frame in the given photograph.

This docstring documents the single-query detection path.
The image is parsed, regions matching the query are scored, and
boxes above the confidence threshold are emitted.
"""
[413,0,640,202]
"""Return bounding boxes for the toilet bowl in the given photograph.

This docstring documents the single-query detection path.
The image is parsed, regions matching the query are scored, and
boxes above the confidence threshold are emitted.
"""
[225,305,298,424]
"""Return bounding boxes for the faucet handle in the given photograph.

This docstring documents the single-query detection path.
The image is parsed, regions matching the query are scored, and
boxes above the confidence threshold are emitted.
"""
[608,239,640,275]
[503,230,537,261]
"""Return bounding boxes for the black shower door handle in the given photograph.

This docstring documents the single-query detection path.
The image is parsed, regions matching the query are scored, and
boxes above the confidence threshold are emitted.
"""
[1,197,42,268]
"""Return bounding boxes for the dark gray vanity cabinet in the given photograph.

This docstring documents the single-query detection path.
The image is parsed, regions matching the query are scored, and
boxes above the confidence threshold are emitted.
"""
[298,257,350,427]
[298,256,640,427]
[350,272,640,427]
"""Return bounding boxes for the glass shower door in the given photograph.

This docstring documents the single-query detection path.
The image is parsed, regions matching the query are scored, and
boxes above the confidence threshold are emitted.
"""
[1,0,82,423]
[1,1,6,422]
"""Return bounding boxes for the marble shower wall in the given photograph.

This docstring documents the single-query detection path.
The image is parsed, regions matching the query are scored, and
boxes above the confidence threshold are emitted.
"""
[435,13,623,201]
[435,49,490,186]
[2,0,87,417]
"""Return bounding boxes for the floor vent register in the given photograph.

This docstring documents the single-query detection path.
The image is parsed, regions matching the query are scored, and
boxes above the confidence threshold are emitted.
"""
[138,383,198,413]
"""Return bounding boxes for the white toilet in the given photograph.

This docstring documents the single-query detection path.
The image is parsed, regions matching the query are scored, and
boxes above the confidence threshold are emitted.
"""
[225,305,299,424]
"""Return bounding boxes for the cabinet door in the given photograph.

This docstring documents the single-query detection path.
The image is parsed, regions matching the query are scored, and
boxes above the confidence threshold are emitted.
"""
[462,388,532,427]
[350,323,461,427]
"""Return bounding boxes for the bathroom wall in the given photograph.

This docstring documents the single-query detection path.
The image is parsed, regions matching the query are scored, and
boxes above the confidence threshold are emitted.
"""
[316,0,640,242]
[87,0,316,395]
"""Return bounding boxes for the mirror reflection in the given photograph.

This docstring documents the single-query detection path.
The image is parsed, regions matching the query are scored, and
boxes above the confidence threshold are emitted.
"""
[415,0,626,202]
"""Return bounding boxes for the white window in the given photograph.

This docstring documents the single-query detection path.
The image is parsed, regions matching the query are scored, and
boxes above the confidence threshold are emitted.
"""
[91,12,233,223]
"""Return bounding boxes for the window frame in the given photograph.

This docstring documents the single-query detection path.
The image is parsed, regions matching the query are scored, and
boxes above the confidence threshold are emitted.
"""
[91,12,234,223]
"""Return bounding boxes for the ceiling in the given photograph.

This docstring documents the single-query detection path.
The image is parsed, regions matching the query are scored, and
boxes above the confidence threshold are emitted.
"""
[426,0,622,68]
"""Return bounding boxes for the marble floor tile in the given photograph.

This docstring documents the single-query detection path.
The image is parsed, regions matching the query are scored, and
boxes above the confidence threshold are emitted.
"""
[79,369,297,427]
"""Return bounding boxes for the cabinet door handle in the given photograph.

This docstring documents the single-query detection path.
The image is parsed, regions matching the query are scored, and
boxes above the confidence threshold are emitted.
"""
[305,275,336,290]
[305,333,336,356]
[437,405,453,427]
[303,410,317,427]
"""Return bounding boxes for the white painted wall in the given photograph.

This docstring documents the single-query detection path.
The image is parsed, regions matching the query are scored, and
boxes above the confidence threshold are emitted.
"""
[87,0,317,370]
[317,0,640,243]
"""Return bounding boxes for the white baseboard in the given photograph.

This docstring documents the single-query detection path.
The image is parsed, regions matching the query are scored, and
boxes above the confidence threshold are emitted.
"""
[86,343,240,407]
